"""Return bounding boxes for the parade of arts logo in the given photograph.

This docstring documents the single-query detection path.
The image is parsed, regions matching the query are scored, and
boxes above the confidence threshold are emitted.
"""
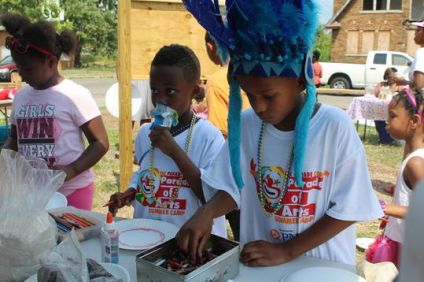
[250,159,328,219]
[136,168,161,204]
[258,165,286,206]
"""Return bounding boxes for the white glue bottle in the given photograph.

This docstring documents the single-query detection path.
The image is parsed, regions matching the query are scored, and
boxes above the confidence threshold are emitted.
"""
[101,212,119,264]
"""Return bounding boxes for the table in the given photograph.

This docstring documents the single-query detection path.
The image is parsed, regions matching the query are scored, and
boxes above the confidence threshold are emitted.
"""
[0,99,12,126]
[346,95,390,139]
[81,213,356,282]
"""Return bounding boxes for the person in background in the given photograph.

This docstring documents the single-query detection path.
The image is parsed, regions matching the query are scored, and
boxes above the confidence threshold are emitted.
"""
[204,31,250,139]
[191,79,208,119]
[312,50,322,88]
[397,20,424,89]
[408,20,424,89]
[2,13,109,210]
[373,67,403,145]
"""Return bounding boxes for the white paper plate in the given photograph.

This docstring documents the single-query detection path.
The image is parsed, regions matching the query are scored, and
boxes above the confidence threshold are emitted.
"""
[24,263,130,282]
[356,237,374,251]
[105,82,142,120]
[45,192,68,210]
[116,218,178,250]
[281,267,367,282]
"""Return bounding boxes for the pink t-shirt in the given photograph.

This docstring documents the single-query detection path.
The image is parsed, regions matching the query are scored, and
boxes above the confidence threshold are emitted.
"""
[10,79,101,195]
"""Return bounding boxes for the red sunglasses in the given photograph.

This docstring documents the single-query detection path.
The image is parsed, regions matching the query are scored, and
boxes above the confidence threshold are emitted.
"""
[5,36,55,57]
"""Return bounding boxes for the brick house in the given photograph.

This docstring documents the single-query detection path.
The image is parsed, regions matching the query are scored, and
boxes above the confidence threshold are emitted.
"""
[326,0,424,63]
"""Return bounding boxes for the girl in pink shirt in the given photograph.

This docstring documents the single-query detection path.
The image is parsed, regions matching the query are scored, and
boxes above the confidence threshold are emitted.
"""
[2,13,109,210]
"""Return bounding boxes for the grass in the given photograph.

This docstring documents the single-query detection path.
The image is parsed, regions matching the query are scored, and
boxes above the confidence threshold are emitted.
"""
[61,58,116,79]
[92,112,403,261]
[61,67,115,79]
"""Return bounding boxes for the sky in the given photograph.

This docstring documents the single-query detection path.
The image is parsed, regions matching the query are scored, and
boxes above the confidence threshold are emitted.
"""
[317,0,334,24]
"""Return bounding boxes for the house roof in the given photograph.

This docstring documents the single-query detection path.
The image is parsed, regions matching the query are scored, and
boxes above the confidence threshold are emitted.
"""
[325,0,354,29]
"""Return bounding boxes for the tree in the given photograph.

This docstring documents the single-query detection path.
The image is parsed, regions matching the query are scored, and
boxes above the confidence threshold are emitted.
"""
[313,25,332,62]
[59,0,117,67]
[0,0,60,21]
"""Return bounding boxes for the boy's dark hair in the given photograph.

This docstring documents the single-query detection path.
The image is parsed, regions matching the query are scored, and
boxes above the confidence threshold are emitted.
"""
[1,13,77,60]
[395,88,424,117]
[151,44,201,84]
[313,50,321,60]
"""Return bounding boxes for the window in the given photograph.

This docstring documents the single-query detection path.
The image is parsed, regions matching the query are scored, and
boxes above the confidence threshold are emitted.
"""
[392,55,410,66]
[377,31,390,50]
[373,54,387,64]
[346,31,359,54]
[361,32,375,54]
[411,0,424,20]
[363,0,402,11]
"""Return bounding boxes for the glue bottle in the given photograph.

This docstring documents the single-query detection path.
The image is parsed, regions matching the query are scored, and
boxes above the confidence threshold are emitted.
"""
[101,212,119,264]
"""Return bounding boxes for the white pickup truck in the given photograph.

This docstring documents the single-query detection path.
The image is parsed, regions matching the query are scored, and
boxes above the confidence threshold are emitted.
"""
[321,51,413,89]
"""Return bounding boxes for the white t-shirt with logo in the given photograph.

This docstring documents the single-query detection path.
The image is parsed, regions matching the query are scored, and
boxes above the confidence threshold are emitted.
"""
[202,106,383,265]
[10,79,100,195]
[385,148,424,243]
[409,48,424,81]
[130,118,227,237]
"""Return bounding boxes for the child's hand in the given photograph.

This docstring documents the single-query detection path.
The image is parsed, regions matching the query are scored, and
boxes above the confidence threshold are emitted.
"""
[108,188,135,216]
[240,240,295,267]
[149,127,180,157]
[52,164,77,181]
[176,207,213,260]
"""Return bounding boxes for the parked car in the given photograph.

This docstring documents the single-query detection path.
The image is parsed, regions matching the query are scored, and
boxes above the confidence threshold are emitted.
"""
[320,51,413,89]
[0,55,17,82]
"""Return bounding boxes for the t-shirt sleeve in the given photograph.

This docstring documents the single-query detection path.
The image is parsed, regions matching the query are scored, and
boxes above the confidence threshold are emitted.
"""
[201,141,242,208]
[326,118,384,221]
[72,87,101,126]
[197,124,225,171]
[413,49,424,75]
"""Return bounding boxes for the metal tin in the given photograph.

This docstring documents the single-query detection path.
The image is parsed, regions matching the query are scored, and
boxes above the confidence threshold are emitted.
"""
[136,234,239,282]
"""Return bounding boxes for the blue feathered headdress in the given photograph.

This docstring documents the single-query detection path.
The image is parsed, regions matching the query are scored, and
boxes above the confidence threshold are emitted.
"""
[183,0,319,188]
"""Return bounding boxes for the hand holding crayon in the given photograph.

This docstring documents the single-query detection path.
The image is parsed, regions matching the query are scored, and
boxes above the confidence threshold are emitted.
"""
[105,188,136,216]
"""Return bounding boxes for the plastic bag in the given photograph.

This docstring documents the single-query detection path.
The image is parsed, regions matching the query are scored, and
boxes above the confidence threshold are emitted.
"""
[0,149,66,282]
[38,230,122,282]
[38,230,89,282]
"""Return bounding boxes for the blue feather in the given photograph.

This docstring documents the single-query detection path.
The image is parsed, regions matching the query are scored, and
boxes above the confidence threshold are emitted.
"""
[293,84,317,186]
[228,78,244,189]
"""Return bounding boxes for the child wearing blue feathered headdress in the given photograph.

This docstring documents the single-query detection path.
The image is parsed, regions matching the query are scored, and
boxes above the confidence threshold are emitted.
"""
[177,0,383,266]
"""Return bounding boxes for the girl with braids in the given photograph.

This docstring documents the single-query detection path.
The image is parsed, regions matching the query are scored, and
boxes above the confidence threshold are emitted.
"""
[2,13,109,210]
[366,87,424,266]
[177,0,383,266]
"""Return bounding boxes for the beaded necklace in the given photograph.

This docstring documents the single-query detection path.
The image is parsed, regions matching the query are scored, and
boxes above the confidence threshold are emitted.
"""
[256,122,294,215]
[147,113,197,205]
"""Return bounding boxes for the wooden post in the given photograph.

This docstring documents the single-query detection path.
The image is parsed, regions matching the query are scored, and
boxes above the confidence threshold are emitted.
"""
[118,0,133,192]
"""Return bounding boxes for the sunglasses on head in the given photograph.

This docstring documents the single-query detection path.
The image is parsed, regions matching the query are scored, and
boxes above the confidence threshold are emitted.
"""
[5,36,55,57]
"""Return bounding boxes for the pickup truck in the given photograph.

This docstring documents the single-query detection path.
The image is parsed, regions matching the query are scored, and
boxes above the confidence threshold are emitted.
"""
[0,55,17,82]
[320,51,413,89]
